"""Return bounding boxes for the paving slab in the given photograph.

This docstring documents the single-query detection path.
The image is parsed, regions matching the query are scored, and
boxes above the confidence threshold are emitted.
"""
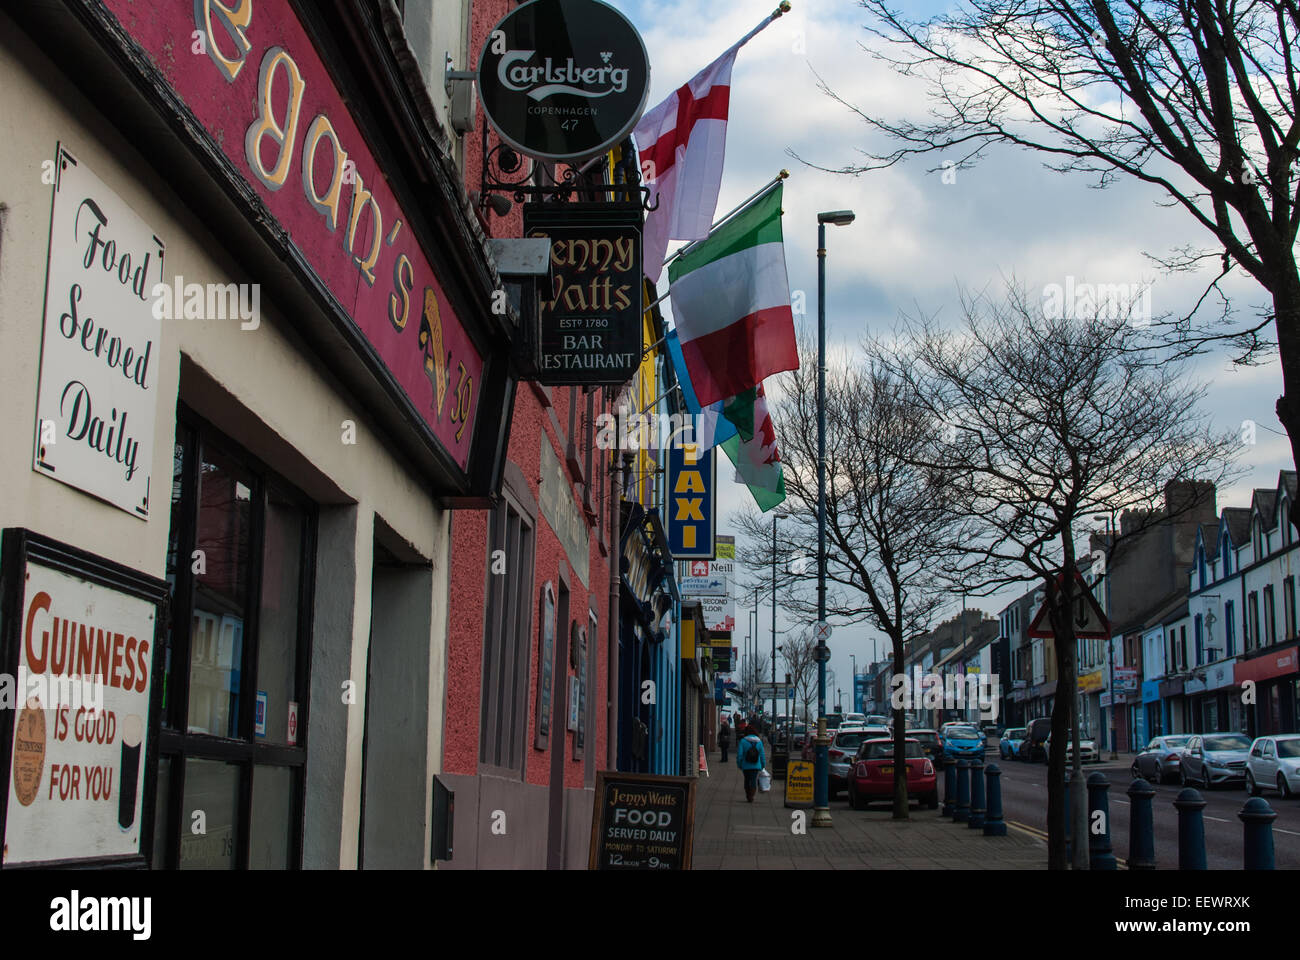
[691,740,1047,870]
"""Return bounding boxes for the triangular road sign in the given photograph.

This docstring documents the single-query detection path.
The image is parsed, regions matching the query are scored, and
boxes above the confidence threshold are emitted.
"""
[1026,568,1111,639]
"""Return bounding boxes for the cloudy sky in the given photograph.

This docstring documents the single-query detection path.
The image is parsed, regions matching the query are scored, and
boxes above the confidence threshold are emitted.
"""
[609,0,1294,701]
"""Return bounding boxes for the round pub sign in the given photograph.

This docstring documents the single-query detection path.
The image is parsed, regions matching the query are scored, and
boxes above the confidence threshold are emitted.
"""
[478,0,651,162]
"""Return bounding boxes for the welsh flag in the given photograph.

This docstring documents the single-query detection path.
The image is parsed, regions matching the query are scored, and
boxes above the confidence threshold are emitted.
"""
[667,183,798,407]
[719,382,787,513]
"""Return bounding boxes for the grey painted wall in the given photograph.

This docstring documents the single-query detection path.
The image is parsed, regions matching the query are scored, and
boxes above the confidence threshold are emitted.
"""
[303,505,359,869]
[361,563,434,868]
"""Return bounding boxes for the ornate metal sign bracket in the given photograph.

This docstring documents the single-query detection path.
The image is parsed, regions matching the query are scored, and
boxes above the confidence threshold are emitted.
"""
[478,126,658,213]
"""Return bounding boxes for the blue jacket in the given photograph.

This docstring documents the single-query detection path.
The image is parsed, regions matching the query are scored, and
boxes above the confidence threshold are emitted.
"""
[736,734,766,771]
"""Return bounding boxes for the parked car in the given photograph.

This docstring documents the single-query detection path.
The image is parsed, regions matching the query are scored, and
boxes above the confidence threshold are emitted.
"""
[824,729,881,798]
[938,723,985,761]
[1245,734,1300,798]
[907,728,943,761]
[1044,731,1098,763]
[865,715,891,728]
[1179,732,1252,788]
[787,721,810,750]
[999,727,1028,760]
[1132,735,1192,784]
[847,737,938,810]
[843,713,868,726]
[1016,717,1053,763]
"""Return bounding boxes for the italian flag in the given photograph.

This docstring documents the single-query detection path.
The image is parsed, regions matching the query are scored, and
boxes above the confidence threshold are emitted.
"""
[720,382,787,512]
[667,183,798,408]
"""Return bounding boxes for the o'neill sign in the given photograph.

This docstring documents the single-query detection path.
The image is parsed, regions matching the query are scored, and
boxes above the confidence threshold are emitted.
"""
[478,0,651,161]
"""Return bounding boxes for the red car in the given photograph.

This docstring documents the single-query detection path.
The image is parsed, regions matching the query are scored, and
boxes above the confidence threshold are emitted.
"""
[846,738,938,810]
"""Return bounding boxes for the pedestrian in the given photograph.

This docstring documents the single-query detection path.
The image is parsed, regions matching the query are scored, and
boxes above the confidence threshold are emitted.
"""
[719,719,731,763]
[736,724,766,803]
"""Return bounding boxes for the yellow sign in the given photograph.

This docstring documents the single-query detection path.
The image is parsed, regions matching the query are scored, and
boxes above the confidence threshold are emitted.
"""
[1078,670,1105,692]
[681,619,695,659]
[784,760,814,808]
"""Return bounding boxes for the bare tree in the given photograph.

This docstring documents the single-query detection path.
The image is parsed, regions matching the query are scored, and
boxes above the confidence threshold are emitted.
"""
[800,1,1300,523]
[881,287,1241,868]
[779,628,819,725]
[738,649,772,715]
[736,333,975,818]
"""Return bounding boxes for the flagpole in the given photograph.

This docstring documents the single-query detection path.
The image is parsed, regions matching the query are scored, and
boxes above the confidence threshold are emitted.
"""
[640,168,790,327]
[661,169,790,273]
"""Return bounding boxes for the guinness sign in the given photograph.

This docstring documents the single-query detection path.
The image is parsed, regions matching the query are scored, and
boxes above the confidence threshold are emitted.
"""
[478,0,651,161]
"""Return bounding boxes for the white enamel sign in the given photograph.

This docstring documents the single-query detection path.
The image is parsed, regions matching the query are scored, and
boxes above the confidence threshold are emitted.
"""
[4,560,156,865]
[33,146,163,519]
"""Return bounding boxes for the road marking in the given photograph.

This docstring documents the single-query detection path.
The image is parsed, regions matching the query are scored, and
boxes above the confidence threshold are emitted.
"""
[1111,798,1129,805]
[1008,820,1048,840]
[1273,827,1300,837]
[1204,815,1230,823]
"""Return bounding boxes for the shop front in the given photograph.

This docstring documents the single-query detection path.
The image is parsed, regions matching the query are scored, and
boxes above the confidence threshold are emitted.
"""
[1,1,514,869]
[1236,643,1299,738]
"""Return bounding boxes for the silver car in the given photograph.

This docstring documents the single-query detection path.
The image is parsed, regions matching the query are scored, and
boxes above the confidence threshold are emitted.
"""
[825,727,889,797]
[1245,734,1300,799]
[1132,735,1192,784]
[1179,732,1252,788]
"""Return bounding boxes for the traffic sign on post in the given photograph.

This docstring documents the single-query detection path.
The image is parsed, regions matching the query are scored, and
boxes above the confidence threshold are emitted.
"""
[1027,568,1111,639]
[814,621,833,642]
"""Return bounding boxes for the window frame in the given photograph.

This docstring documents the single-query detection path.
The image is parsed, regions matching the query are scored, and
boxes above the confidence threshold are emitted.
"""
[155,405,316,870]
[478,483,538,777]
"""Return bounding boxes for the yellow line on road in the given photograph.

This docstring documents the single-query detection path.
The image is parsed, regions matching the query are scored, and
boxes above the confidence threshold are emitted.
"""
[1008,820,1047,840]
[1007,820,1130,869]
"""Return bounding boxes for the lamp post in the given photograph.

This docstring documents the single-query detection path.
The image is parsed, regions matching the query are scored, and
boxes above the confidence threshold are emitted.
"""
[772,511,789,742]
[1094,512,1117,759]
[850,654,857,713]
[812,209,855,827]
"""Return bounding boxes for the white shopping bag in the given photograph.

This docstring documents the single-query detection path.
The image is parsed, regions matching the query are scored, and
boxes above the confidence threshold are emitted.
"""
[757,768,772,793]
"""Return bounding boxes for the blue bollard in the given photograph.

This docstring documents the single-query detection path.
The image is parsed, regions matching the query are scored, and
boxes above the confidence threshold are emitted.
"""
[942,758,957,818]
[1238,797,1277,870]
[983,763,1007,837]
[955,760,971,823]
[969,757,986,829]
[1087,772,1117,870]
[1126,777,1157,870]
[1174,788,1208,870]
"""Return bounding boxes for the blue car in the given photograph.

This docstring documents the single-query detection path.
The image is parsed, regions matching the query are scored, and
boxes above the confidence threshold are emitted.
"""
[999,727,1028,760]
[939,723,985,761]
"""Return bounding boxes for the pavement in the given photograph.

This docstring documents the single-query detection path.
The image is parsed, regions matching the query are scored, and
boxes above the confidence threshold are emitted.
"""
[692,742,1047,869]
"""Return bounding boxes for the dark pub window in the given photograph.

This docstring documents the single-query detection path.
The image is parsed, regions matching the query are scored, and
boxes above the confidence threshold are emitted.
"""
[479,494,537,773]
[153,406,315,869]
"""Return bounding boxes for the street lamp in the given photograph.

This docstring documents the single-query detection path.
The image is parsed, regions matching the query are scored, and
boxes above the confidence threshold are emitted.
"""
[772,511,789,742]
[1094,512,1117,759]
[813,209,855,827]
[850,654,857,713]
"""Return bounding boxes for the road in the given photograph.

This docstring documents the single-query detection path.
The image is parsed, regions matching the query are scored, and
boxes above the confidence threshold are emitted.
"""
[992,751,1300,869]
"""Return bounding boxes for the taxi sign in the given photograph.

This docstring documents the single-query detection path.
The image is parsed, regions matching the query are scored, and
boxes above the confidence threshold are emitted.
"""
[666,443,715,558]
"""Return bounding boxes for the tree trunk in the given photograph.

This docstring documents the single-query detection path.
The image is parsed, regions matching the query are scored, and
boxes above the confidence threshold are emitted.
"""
[1043,568,1074,869]
[892,635,909,819]
[1272,271,1300,535]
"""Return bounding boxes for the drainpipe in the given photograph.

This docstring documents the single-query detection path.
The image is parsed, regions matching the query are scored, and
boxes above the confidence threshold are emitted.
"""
[608,445,621,772]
